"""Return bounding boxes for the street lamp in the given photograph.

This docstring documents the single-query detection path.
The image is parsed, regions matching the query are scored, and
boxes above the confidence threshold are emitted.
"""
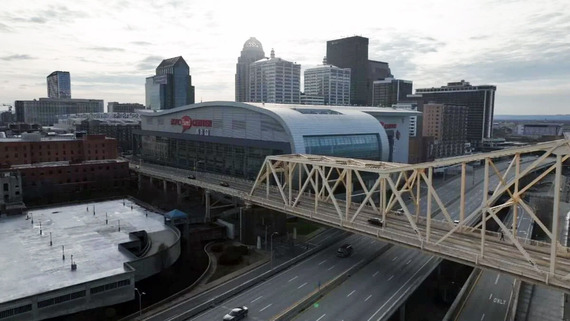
[134,287,146,316]
[270,232,279,269]
[192,160,205,177]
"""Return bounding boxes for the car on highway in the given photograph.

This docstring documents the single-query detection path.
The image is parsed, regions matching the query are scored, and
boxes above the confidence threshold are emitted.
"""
[223,306,248,320]
[367,217,383,227]
[220,181,230,187]
[187,174,196,179]
[395,208,405,215]
[337,243,353,257]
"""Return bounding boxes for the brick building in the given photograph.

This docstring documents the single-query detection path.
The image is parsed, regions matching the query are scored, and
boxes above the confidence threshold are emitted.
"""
[0,134,129,204]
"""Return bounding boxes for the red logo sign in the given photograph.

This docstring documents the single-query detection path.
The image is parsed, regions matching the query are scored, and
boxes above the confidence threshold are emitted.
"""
[171,116,212,133]
[380,121,398,129]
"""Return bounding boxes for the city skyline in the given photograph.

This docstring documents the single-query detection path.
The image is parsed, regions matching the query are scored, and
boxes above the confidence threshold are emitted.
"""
[0,0,568,114]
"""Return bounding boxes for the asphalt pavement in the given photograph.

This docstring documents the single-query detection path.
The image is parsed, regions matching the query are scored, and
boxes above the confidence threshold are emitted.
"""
[189,234,388,321]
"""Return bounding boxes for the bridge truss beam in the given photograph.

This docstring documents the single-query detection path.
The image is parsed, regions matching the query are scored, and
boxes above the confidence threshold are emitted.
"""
[249,139,570,291]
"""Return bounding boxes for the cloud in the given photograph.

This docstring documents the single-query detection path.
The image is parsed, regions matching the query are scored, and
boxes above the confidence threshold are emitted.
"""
[2,5,88,25]
[131,41,152,46]
[85,47,126,52]
[137,55,163,71]
[1,54,34,61]
[0,22,11,32]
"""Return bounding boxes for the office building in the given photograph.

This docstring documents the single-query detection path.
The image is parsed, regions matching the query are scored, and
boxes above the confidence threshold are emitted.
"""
[249,49,301,104]
[304,60,351,105]
[422,103,468,159]
[107,102,145,113]
[145,56,195,110]
[15,98,104,126]
[235,37,266,102]
[326,36,369,106]
[47,71,71,99]
[372,78,413,107]
[416,80,496,148]
[326,36,392,106]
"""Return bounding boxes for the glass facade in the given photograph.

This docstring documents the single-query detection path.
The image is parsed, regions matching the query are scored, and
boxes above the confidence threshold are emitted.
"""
[139,135,287,179]
[304,134,381,160]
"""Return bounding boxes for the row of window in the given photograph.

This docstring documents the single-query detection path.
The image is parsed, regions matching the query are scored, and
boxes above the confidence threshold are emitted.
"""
[0,304,32,319]
[0,278,131,318]
[90,279,131,295]
[37,290,86,309]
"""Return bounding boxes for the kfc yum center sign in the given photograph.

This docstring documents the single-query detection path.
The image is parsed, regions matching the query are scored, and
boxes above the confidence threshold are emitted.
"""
[171,116,212,133]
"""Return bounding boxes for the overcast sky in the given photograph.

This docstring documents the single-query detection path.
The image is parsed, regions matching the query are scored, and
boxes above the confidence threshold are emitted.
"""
[1,0,568,114]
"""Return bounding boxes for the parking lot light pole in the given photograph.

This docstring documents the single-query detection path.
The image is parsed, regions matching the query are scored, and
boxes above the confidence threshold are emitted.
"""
[134,288,146,316]
[270,232,279,269]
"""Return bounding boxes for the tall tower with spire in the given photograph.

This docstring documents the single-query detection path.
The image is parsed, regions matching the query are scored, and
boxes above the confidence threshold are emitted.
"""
[235,37,265,102]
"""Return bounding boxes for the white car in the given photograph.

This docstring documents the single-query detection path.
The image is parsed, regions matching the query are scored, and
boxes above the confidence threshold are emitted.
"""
[223,306,248,320]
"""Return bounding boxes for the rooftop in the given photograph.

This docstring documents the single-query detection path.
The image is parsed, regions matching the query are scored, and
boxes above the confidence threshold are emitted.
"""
[0,199,170,303]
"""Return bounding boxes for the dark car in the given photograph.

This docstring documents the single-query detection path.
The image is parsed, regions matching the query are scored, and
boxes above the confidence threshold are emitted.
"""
[367,217,383,227]
[223,306,248,320]
[337,243,353,258]
[187,174,196,179]
[220,181,230,187]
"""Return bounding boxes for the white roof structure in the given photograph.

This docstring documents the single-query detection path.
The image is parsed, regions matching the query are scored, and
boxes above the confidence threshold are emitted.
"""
[138,102,420,160]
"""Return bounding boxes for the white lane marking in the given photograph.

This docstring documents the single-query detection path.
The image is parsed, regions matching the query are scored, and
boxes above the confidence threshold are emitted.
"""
[373,271,379,277]
[388,275,394,281]
[318,260,327,265]
[406,259,412,265]
[251,296,263,303]
[488,293,493,300]
[316,314,326,321]
[288,276,298,282]
[347,290,356,297]
[365,294,372,302]
[494,274,500,285]
[366,258,434,321]
[481,313,486,320]
[328,265,336,271]
[392,256,398,261]
[260,303,272,312]
[298,282,307,289]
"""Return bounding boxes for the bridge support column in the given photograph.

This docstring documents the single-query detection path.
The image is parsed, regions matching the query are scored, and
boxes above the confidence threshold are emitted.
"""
[204,190,211,223]
[137,173,142,190]
[163,180,168,193]
[399,303,405,321]
[149,177,153,186]
[176,182,182,198]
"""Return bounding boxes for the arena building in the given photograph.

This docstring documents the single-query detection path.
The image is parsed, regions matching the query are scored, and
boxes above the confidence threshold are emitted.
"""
[134,102,418,178]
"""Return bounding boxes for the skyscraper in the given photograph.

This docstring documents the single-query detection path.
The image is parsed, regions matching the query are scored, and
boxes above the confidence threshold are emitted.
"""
[326,36,369,106]
[249,49,301,104]
[372,78,413,107]
[304,58,351,105]
[47,71,71,99]
[145,56,195,110]
[235,37,265,102]
[415,80,496,148]
[326,36,392,106]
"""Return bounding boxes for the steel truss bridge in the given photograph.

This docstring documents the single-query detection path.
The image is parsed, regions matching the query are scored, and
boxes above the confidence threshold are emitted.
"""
[245,138,570,292]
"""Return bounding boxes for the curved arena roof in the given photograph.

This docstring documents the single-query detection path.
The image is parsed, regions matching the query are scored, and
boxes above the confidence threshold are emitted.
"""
[138,101,402,160]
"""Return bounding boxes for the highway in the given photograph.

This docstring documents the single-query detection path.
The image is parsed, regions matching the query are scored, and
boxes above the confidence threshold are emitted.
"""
[188,235,388,321]
[291,162,514,321]
[293,246,434,321]
[456,206,533,321]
